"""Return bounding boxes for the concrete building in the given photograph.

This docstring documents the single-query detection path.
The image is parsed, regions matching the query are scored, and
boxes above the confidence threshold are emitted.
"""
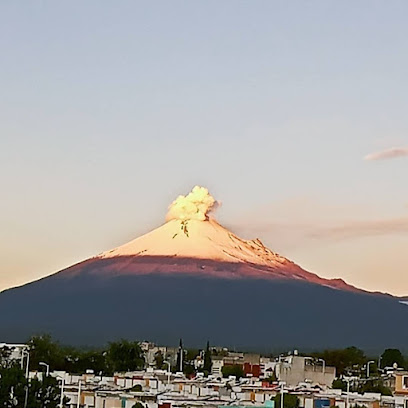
[276,355,336,387]
[212,357,224,377]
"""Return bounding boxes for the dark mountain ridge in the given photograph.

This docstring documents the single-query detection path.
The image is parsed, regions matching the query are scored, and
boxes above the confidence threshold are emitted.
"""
[0,258,406,353]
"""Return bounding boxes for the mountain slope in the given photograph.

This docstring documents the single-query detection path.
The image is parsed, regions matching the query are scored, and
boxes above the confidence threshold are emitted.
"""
[59,218,358,293]
[0,186,405,351]
[1,272,408,352]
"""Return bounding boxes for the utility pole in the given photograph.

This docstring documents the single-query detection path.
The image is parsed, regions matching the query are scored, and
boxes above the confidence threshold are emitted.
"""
[59,377,65,408]
[367,361,375,378]
[39,361,50,377]
[23,349,30,408]
[280,381,285,408]
[77,381,81,408]
[346,378,350,408]
[164,361,171,385]
[318,358,326,375]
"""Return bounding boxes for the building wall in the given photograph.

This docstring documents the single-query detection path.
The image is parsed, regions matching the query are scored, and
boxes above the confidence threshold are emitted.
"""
[277,356,335,387]
[395,373,408,395]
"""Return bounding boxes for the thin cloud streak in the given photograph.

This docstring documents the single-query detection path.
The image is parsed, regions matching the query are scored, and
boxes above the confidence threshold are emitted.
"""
[364,147,408,161]
[309,217,408,239]
[233,217,408,242]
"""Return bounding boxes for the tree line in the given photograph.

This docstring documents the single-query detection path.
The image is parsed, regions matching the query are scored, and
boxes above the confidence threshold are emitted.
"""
[26,334,145,375]
[4,335,408,382]
[312,346,408,375]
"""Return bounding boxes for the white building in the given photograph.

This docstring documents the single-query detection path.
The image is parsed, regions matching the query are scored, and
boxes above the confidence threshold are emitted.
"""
[0,342,29,365]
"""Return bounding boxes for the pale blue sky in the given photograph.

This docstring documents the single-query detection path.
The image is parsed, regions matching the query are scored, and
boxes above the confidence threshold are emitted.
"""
[1,1,407,294]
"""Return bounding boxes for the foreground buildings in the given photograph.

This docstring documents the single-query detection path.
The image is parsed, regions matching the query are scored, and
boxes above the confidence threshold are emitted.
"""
[33,368,398,408]
[2,342,407,408]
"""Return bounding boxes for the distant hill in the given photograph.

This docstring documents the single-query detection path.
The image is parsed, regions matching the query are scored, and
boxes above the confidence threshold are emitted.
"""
[0,269,407,352]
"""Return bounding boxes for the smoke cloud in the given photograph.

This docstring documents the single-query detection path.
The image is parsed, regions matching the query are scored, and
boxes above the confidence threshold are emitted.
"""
[166,186,220,222]
[364,147,408,161]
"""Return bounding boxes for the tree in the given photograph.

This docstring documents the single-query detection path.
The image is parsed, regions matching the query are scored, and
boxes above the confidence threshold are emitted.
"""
[332,379,347,391]
[74,350,107,375]
[0,363,67,408]
[358,379,392,396]
[132,403,144,408]
[273,393,300,408]
[221,365,244,379]
[381,349,405,369]
[176,339,185,373]
[28,375,66,408]
[28,334,65,372]
[203,341,212,374]
[0,363,27,407]
[343,347,366,367]
[106,340,144,373]
[184,363,196,377]
[185,349,199,361]
[154,351,164,369]
[312,347,366,375]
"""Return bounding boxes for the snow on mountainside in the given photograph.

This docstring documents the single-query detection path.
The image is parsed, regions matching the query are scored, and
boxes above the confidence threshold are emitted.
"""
[91,217,359,292]
[52,185,356,293]
[98,218,287,264]
[20,185,358,294]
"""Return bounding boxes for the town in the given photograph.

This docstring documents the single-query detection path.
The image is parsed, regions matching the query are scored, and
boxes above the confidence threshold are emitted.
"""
[1,337,408,408]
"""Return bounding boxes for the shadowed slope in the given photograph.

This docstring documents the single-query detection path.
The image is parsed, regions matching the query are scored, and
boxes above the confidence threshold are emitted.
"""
[52,254,360,293]
[0,272,407,352]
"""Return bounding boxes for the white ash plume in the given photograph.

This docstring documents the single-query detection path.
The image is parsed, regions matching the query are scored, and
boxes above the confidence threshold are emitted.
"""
[166,186,219,222]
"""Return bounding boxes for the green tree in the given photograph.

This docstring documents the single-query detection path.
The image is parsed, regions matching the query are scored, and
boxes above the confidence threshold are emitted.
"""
[313,347,366,375]
[0,364,67,408]
[176,339,184,373]
[381,349,405,369]
[0,363,27,407]
[185,349,199,361]
[28,334,65,371]
[273,393,300,408]
[154,351,164,369]
[221,365,244,379]
[343,347,366,367]
[183,363,196,377]
[28,375,66,408]
[61,346,108,375]
[359,379,392,396]
[106,340,144,373]
[203,341,212,374]
[332,379,347,391]
[74,350,107,375]
[132,403,144,408]
[28,334,109,375]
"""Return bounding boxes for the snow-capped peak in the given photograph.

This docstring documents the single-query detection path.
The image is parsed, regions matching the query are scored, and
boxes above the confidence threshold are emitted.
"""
[99,218,288,268]
[90,186,361,293]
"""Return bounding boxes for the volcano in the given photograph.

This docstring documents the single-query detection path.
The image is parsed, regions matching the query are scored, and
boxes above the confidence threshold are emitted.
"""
[63,217,359,291]
[1,186,407,352]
